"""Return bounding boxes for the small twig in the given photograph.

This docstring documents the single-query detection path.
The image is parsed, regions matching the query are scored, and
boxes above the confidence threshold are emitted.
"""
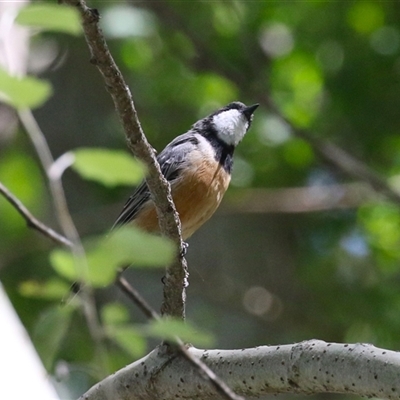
[115,270,158,320]
[261,95,400,205]
[116,274,245,400]
[0,181,72,247]
[62,0,187,320]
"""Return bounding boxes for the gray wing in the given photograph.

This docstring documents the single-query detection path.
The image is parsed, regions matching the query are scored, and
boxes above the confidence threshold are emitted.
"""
[112,132,200,229]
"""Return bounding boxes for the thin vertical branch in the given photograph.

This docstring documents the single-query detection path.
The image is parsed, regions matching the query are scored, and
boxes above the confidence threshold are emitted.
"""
[18,109,87,279]
[62,0,187,319]
[18,109,108,376]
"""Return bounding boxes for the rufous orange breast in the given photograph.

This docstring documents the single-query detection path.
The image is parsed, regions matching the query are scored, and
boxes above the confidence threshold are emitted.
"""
[133,156,230,240]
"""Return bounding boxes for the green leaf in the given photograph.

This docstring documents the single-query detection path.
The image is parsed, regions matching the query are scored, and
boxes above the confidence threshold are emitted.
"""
[0,68,52,109]
[49,226,176,287]
[18,279,70,300]
[16,3,82,35]
[347,2,384,35]
[33,305,75,370]
[359,202,400,261]
[49,248,80,282]
[102,303,147,358]
[283,138,314,167]
[0,150,45,234]
[193,73,238,107]
[104,226,176,267]
[101,303,130,326]
[72,148,145,187]
[141,318,215,347]
[107,325,147,358]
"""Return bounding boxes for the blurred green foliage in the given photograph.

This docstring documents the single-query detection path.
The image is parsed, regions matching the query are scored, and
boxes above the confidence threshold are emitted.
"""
[0,68,52,109]
[49,226,175,286]
[0,149,46,235]
[1,1,400,399]
[71,148,146,188]
[16,3,82,35]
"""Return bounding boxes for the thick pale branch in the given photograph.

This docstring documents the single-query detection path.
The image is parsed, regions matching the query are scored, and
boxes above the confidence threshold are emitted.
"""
[115,273,244,400]
[62,0,187,319]
[79,340,400,400]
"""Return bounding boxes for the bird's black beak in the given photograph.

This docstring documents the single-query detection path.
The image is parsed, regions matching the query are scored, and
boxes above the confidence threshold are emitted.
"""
[243,103,259,119]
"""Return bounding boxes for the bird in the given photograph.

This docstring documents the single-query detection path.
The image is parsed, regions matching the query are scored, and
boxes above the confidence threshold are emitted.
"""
[113,101,259,240]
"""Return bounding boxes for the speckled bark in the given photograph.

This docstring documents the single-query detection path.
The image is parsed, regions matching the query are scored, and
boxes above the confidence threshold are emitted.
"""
[79,340,400,400]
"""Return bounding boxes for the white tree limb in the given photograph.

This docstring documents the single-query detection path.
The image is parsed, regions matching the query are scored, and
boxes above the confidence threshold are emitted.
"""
[79,340,400,400]
[0,283,59,400]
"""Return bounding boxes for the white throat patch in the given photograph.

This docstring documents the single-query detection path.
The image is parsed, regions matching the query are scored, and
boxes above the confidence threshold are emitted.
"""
[212,109,249,146]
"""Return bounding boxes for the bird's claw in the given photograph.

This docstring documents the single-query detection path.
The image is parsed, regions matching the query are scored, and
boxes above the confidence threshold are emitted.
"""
[180,241,189,257]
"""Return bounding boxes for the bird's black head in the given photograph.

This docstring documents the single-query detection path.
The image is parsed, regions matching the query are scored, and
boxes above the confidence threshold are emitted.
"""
[201,101,259,147]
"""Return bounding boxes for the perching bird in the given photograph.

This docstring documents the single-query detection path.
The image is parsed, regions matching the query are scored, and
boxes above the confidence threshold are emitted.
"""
[113,101,259,240]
